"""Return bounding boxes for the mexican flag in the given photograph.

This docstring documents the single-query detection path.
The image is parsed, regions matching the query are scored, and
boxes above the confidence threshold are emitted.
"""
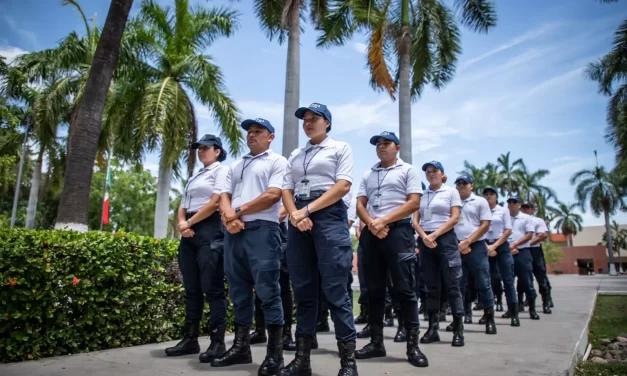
[102,162,111,225]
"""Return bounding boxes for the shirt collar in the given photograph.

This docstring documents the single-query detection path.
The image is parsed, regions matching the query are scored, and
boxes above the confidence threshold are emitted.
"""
[461,192,476,203]
[304,137,331,151]
[243,149,273,159]
[371,157,404,171]
[425,184,449,194]
[195,161,221,174]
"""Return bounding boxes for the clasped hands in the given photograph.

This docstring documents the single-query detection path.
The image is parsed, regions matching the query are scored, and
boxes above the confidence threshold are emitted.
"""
[289,207,313,232]
[368,218,389,239]
[509,242,519,255]
[177,220,195,238]
[221,208,245,234]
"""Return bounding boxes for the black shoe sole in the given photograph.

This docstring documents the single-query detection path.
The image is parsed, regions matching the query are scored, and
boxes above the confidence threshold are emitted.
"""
[258,362,285,376]
[165,346,200,356]
[211,354,253,367]
[279,369,312,376]
[408,358,429,368]
[420,336,440,344]
[355,351,386,359]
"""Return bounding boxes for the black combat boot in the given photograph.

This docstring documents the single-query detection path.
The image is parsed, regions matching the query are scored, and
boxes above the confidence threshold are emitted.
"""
[356,324,370,339]
[282,323,296,351]
[280,336,312,376]
[258,325,284,376]
[451,315,464,347]
[406,327,428,367]
[250,326,267,345]
[355,324,386,359]
[384,307,394,327]
[394,316,406,342]
[518,293,525,312]
[354,305,368,325]
[473,302,484,311]
[316,319,330,333]
[337,341,358,376]
[211,325,253,367]
[548,290,554,308]
[542,294,552,314]
[484,308,497,335]
[464,300,473,324]
[510,303,520,327]
[312,334,319,350]
[495,293,504,312]
[199,324,226,363]
[165,321,201,356]
[420,311,440,344]
[528,297,540,320]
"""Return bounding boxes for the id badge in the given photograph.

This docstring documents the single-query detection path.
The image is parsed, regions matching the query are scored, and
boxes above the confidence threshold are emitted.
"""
[296,179,311,199]
[372,194,382,208]
[458,215,465,225]
[233,181,243,198]
[423,208,432,221]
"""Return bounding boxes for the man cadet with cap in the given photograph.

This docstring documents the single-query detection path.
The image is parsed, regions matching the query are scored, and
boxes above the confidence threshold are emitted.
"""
[521,202,552,314]
[452,174,497,339]
[212,118,289,375]
[355,131,428,367]
[507,196,540,321]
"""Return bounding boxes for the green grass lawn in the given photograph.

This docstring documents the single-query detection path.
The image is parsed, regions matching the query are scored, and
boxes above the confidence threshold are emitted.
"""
[576,296,627,376]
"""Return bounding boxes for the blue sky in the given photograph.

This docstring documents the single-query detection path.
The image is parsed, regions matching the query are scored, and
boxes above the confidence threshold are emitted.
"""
[2,0,627,227]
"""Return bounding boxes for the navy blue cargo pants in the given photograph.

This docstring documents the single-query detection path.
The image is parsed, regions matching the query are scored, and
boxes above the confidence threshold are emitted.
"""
[224,219,284,327]
[514,247,538,300]
[287,198,356,342]
[530,246,550,299]
[179,212,228,329]
[460,241,494,309]
[487,241,518,305]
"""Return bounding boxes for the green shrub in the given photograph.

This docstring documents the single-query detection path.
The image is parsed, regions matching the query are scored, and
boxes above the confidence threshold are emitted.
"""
[554,269,564,275]
[0,228,233,363]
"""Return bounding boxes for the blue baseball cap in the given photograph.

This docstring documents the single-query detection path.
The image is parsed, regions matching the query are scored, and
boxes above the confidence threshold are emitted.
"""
[507,196,522,204]
[483,186,498,196]
[192,134,223,149]
[369,131,400,145]
[295,103,333,131]
[421,160,444,173]
[455,174,473,184]
[241,118,275,133]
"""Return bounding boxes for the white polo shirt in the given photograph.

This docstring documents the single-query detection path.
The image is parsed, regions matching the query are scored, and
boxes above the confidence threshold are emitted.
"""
[220,149,287,223]
[357,158,423,220]
[283,137,353,192]
[486,204,512,241]
[346,193,357,223]
[419,184,461,232]
[181,162,228,212]
[530,216,548,248]
[508,212,535,248]
[454,193,492,241]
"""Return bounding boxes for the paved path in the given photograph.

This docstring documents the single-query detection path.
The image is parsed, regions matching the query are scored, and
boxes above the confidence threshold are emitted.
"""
[3,275,627,376]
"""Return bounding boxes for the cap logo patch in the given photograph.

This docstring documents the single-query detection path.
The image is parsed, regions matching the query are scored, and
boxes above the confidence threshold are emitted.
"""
[309,103,321,108]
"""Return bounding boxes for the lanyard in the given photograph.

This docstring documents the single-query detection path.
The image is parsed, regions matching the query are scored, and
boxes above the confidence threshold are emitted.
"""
[185,168,209,208]
[426,191,439,207]
[240,153,266,181]
[302,146,323,179]
[376,168,391,192]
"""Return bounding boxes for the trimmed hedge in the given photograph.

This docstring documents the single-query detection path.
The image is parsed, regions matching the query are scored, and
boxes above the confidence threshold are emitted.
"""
[0,228,233,363]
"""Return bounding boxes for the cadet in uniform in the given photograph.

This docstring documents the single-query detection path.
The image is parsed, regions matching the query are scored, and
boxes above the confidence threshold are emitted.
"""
[482,187,519,326]
[414,161,464,347]
[507,196,540,321]
[354,131,428,367]
[521,202,552,314]
[450,175,496,340]
[212,118,288,376]
[281,103,357,376]
[165,134,229,362]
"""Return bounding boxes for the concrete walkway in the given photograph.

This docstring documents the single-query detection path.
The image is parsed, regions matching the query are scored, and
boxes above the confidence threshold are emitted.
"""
[2,275,627,376]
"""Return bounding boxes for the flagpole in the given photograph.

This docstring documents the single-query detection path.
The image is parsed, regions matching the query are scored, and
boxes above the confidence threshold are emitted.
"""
[100,142,114,231]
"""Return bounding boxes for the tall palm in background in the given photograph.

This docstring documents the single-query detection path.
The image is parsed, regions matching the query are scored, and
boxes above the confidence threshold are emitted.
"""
[599,220,627,272]
[497,151,522,196]
[515,160,554,203]
[111,0,242,238]
[571,158,624,275]
[252,0,329,157]
[548,201,583,247]
[167,177,188,239]
[317,0,496,163]
[460,160,486,193]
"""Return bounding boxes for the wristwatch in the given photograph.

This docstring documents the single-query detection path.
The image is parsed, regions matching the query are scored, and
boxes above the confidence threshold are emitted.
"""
[186,219,192,228]
[235,207,241,218]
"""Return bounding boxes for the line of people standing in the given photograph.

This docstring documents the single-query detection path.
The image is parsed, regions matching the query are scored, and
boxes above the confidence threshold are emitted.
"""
[164,102,554,376]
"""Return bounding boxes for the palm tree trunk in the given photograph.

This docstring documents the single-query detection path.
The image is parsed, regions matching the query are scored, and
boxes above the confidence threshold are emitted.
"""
[10,123,31,228]
[54,0,133,232]
[398,0,412,163]
[280,0,301,158]
[154,152,172,238]
[25,146,44,229]
[605,209,617,276]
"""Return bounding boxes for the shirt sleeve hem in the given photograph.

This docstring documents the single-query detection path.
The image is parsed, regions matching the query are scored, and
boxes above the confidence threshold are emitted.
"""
[336,174,353,183]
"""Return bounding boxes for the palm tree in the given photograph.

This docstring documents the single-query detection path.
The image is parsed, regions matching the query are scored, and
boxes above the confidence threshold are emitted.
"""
[497,151,523,196]
[515,160,555,203]
[167,177,187,239]
[599,220,627,272]
[571,156,624,275]
[317,0,496,163]
[483,162,503,188]
[111,0,242,238]
[586,13,626,170]
[459,160,485,194]
[548,201,583,247]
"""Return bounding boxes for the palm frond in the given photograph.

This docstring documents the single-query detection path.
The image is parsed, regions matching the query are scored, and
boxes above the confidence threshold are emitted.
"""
[189,5,240,51]
[453,0,497,34]
[366,0,396,99]
[316,0,357,47]
[62,0,92,40]
[253,0,287,43]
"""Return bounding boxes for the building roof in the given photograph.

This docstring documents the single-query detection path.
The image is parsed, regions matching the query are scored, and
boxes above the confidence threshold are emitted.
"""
[551,233,567,243]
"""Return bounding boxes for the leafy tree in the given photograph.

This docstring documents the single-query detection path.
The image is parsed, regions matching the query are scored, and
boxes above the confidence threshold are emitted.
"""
[598,220,627,272]
[88,161,157,236]
[317,0,496,163]
[542,240,564,270]
[460,160,485,194]
[515,160,554,203]
[497,151,522,196]
[548,201,583,247]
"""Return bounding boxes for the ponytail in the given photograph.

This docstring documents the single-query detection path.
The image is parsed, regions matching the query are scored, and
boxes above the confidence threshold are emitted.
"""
[442,174,448,184]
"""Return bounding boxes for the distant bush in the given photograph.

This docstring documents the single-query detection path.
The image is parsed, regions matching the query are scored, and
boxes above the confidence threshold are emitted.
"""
[0,228,233,363]
[554,270,564,275]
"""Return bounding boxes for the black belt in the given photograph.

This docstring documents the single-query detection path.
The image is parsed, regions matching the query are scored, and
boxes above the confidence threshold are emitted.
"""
[294,190,326,202]
[387,219,412,228]
[186,212,197,220]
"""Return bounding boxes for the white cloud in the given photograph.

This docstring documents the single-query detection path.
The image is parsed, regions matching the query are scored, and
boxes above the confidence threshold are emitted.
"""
[353,42,367,54]
[0,45,28,63]
[4,16,37,47]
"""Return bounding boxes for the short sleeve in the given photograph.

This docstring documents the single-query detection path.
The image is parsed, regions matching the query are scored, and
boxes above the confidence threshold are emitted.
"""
[282,149,299,190]
[405,166,423,195]
[335,143,354,183]
[524,217,535,233]
[347,198,357,222]
[221,165,234,194]
[503,208,512,230]
[213,165,229,195]
[269,156,288,189]
[537,218,548,233]
[479,199,492,221]
[450,189,462,207]
[357,171,369,198]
